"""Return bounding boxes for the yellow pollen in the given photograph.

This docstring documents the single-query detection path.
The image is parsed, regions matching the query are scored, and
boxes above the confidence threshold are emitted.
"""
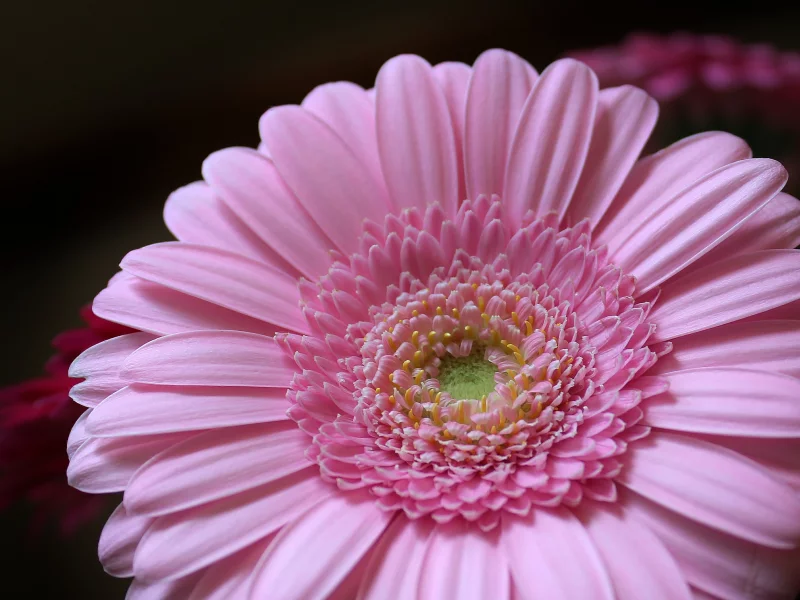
[514,351,525,365]
[499,411,506,426]
[388,395,395,404]
[375,388,381,394]
[434,391,443,404]
[464,325,474,338]
[477,296,485,311]
[490,425,497,435]
[436,306,444,316]
[521,373,530,387]
[480,395,488,412]
[500,338,508,347]
[458,401,465,423]
[443,332,452,344]
[403,360,412,372]
[517,408,525,420]
[408,408,416,421]
[422,300,429,309]
[482,313,490,325]
[413,350,424,366]
[472,283,479,290]
[405,389,415,405]
[388,373,394,383]
[515,294,521,302]
[443,429,453,439]
[388,326,394,333]
[427,331,437,344]
[412,310,419,317]
[452,308,460,319]
[505,369,516,378]
[506,343,521,354]
[414,371,424,385]
[491,330,501,345]
[414,421,420,429]
[432,404,441,424]
[411,330,420,346]
[511,311,519,325]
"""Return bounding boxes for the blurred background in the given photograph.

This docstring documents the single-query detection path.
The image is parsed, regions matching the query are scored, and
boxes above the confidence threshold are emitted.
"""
[2,0,799,596]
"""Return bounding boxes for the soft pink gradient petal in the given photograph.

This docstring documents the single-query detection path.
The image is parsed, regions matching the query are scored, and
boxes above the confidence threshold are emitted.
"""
[613,159,787,293]
[652,320,800,377]
[69,332,155,406]
[357,515,432,600]
[376,55,459,216]
[124,422,311,516]
[121,242,309,334]
[465,49,537,200]
[619,432,800,549]
[93,273,278,337]
[67,408,92,459]
[577,504,691,600]
[596,132,752,250]
[419,520,510,600]
[125,572,203,600]
[249,495,392,599]
[133,468,332,581]
[86,385,289,436]
[260,106,391,255]
[121,330,294,387]
[567,85,658,226]
[501,508,614,600]
[644,368,800,437]
[98,504,153,578]
[650,250,800,342]
[163,181,293,268]
[504,59,598,223]
[201,148,334,279]
[68,432,187,493]
[433,61,471,202]
[625,491,800,600]
[188,538,273,600]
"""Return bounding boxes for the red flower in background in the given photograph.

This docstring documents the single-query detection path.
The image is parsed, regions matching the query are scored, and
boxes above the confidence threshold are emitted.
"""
[0,306,131,535]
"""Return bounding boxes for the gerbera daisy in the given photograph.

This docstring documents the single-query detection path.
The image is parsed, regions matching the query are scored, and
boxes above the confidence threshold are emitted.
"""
[0,306,130,535]
[68,50,800,598]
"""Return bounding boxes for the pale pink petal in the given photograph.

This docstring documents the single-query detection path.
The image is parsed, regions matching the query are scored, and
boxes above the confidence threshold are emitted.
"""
[68,432,187,493]
[69,332,156,406]
[259,105,390,254]
[248,495,392,599]
[644,368,800,437]
[433,61,471,202]
[501,508,614,600]
[504,59,598,223]
[376,54,459,215]
[121,242,308,334]
[133,468,332,581]
[619,432,800,549]
[93,273,278,337]
[202,148,334,278]
[121,330,295,387]
[67,409,92,459]
[124,422,311,516]
[419,520,510,600]
[613,159,786,293]
[625,491,800,600]
[99,504,153,577]
[683,192,800,275]
[357,515,432,600]
[188,538,273,600]
[465,49,537,200]
[163,181,294,269]
[576,503,691,600]
[125,572,203,600]
[86,385,290,437]
[302,81,387,199]
[650,250,800,342]
[652,320,800,377]
[596,132,752,249]
[567,86,658,226]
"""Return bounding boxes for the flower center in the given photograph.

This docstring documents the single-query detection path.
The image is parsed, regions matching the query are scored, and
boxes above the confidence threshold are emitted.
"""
[437,346,497,400]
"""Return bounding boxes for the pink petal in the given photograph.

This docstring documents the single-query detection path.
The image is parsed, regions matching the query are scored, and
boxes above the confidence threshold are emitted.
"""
[67,409,92,459]
[613,159,786,293]
[625,491,800,600]
[358,515,432,600]
[653,319,800,377]
[187,538,272,600]
[125,572,204,600]
[248,495,392,599]
[86,385,290,436]
[596,132,751,250]
[121,242,308,334]
[133,468,332,581]
[576,503,691,600]
[504,59,598,224]
[99,504,153,578]
[567,85,658,226]
[93,273,278,337]
[465,49,537,200]
[260,105,390,255]
[433,61,471,203]
[419,520,510,600]
[619,432,800,549]
[124,422,311,516]
[68,432,187,493]
[163,181,292,268]
[501,507,614,600]
[650,250,800,342]
[376,54,459,215]
[644,368,800,437]
[683,192,800,275]
[121,330,295,387]
[202,148,334,278]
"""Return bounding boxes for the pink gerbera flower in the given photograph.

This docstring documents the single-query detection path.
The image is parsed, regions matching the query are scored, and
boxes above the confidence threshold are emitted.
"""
[68,50,800,598]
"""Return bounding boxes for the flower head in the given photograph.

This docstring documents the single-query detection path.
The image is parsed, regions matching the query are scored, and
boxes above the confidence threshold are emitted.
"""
[69,51,800,598]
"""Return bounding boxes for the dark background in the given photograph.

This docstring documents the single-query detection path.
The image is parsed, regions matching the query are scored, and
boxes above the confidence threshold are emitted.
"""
[2,0,798,596]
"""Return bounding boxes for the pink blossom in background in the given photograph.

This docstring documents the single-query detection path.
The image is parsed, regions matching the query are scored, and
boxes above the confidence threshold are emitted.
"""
[0,306,131,535]
[68,51,800,598]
